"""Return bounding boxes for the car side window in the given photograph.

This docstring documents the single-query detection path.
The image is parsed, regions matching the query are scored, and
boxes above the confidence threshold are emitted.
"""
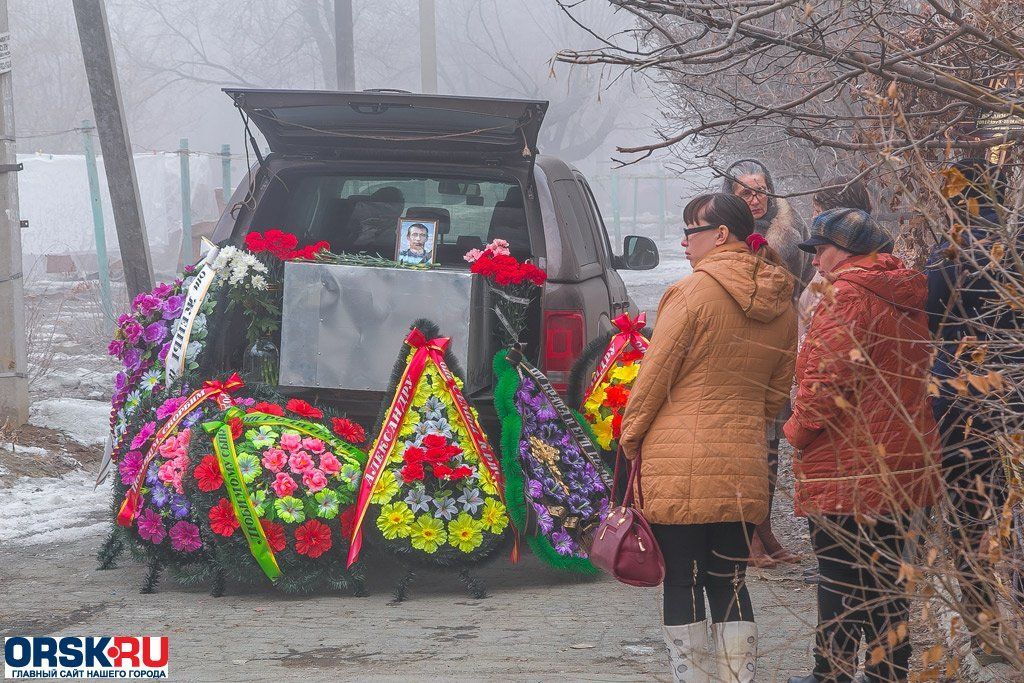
[575,174,615,263]
[554,179,600,266]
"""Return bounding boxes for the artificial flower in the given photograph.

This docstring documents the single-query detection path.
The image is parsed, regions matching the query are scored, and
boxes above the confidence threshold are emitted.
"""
[288,451,314,474]
[590,416,615,450]
[274,496,305,524]
[331,417,366,444]
[260,519,287,552]
[480,498,508,534]
[169,494,190,519]
[209,498,239,536]
[447,513,484,553]
[237,453,263,483]
[194,455,224,492]
[248,401,285,416]
[377,501,415,539]
[286,398,323,419]
[279,430,302,452]
[301,437,325,454]
[130,421,156,451]
[229,416,244,440]
[318,452,340,476]
[432,495,458,521]
[261,448,288,473]
[302,468,328,493]
[149,481,171,508]
[610,362,639,384]
[457,487,484,514]
[246,426,279,449]
[136,507,166,544]
[604,383,631,408]
[551,529,575,556]
[119,450,144,486]
[339,463,362,487]
[294,519,332,558]
[314,489,341,519]
[400,461,425,483]
[449,465,473,481]
[251,489,268,515]
[169,520,201,552]
[271,473,298,498]
[409,514,446,553]
[370,470,400,504]
[142,321,168,345]
[140,368,162,391]
[404,487,432,513]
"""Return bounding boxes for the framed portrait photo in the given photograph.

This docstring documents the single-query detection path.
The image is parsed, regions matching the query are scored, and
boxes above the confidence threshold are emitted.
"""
[395,218,439,266]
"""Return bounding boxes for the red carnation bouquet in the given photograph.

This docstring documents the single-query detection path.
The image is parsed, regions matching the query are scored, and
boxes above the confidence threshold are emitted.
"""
[464,239,547,347]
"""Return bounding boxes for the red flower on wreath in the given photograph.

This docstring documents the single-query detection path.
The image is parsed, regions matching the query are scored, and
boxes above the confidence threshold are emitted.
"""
[260,518,287,552]
[331,417,366,444]
[209,498,239,537]
[286,398,323,419]
[228,416,244,440]
[294,519,332,558]
[620,349,644,363]
[194,455,223,492]
[611,412,624,439]
[339,507,356,539]
[400,461,425,483]
[248,401,285,417]
[605,384,631,409]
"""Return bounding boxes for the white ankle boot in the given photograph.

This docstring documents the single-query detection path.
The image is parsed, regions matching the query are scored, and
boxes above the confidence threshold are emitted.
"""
[712,621,757,682]
[662,621,713,683]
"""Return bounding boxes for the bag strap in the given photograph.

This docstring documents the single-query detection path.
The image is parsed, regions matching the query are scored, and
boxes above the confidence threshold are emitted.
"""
[614,446,644,510]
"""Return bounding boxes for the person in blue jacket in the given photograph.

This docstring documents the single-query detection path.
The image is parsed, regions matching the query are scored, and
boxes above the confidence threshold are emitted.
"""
[926,158,1021,666]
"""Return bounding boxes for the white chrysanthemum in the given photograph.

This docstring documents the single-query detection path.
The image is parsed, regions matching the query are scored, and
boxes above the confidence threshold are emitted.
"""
[250,274,268,291]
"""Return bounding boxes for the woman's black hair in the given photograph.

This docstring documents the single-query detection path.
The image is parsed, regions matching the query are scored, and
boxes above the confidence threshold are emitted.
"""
[683,193,756,240]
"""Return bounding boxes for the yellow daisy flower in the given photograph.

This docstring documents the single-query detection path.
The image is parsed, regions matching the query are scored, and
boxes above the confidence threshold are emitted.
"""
[480,499,508,535]
[476,463,498,496]
[410,514,446,553]
[377,502,414,539]
[448,512,484,553]
[370,470,400,505]
[584,383,608,413]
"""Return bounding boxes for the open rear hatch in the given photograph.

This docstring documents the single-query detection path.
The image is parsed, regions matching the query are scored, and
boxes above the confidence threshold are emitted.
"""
[225,88,547,167]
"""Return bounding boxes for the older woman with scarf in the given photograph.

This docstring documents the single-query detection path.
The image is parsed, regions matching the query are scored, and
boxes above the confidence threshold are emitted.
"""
[785,208,938,683]
[722,159,814,567]
[621,193,797,683]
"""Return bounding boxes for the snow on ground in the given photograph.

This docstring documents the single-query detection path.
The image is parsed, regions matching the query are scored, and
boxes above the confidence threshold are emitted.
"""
[0,469,110,546]
[29,398,111,447]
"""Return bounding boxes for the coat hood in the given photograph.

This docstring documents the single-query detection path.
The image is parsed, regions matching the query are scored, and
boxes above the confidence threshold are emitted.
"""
[834,253,925,311]
[695,243,795,322]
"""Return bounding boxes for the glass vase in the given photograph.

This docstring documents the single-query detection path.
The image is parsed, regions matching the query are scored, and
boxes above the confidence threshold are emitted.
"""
[243,336,279,386]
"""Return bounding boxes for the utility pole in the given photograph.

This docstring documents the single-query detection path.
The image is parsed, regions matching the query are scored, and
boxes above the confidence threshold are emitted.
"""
[419,0,437,94]
[73,0,153,298]
[335,0,355,90]
[0,0,28,425]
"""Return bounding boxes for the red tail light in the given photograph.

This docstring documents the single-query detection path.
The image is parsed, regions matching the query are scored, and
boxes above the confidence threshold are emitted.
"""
[543,310,585,394]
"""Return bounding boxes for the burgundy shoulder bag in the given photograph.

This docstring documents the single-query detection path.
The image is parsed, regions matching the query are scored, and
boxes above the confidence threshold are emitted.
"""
[588,447,665,587]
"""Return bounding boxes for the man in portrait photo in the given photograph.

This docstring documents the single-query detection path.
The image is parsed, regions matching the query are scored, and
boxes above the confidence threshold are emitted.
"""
[397,222,434,265]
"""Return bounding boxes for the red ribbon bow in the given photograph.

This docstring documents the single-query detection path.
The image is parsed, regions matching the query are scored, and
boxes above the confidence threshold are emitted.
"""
[612,311,646,334]
[203,372,244,395]
[405,328,451,355]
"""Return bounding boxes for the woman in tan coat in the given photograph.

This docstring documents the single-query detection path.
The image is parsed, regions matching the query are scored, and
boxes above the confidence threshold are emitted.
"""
[620,193,797,683]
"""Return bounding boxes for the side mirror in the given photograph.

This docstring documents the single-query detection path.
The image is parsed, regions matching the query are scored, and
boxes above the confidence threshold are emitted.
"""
[621,235,659,270]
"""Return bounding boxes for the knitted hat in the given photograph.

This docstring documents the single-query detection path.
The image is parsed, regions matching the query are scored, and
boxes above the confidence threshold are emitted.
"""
[798,208,893,255]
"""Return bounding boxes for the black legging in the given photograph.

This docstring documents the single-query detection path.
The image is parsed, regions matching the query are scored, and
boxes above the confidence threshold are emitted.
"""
[809,516,910,683]
[652,522,756,625]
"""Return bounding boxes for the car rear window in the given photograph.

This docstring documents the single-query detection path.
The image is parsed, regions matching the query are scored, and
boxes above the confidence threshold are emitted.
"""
[251,173,529,266]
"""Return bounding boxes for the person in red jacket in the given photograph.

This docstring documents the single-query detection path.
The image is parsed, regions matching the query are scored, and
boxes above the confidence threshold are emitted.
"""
[784,208,939,683]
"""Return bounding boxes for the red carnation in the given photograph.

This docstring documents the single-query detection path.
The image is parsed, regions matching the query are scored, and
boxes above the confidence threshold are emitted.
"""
[611,412,624,439]
[449,465,473,480]
[209,498,239,537]
[339,507,356,539]
[248,401,285,416]
[620,349,644,363]
[605,384,630,408]
[263,229,299,260]
[400,461,425,483]
[331,417,366,444]
[228,416,244,440]
[294,519,332,559]
[403,446,426,464]
[433,463,453,479]
[194,455,223,492]
[421,434,447,449]
[260,518,287,552]
[244,232,268,252]
[286,398,323,419]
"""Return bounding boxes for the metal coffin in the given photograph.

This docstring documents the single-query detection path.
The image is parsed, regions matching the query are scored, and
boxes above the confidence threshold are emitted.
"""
[279,262,491,394]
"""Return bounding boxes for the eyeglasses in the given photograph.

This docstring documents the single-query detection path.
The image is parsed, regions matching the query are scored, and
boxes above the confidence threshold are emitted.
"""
[736,187,768,201]
[683,224,721,238]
